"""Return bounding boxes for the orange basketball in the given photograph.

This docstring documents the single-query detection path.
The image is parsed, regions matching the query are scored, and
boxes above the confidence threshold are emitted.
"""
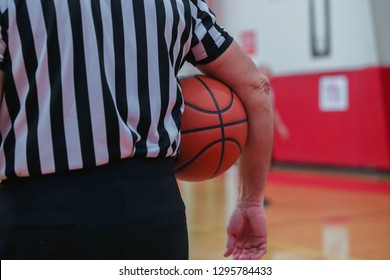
[175,75,248,182]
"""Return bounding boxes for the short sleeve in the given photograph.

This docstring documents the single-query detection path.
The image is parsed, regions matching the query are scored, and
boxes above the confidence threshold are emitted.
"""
[186,0,233,66]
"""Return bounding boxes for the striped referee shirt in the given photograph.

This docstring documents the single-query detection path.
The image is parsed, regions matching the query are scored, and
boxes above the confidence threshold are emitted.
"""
[0,0,232,180]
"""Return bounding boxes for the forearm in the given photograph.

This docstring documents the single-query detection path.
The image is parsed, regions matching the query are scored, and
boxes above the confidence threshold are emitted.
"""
[198,41,274,206]
[238,89,274,205]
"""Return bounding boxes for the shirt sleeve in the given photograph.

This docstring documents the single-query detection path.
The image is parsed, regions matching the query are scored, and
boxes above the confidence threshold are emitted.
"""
[186,0,233,66]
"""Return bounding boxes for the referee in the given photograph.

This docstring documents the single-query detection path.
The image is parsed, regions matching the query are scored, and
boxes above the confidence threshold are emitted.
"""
[0,0,273,260]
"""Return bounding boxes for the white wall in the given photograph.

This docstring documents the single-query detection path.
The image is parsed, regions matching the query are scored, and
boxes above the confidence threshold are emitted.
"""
[371,0,390,64]
[210,0,388,75]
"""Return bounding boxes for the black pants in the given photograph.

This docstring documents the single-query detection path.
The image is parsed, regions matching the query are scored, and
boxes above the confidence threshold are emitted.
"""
[0,158,188,260]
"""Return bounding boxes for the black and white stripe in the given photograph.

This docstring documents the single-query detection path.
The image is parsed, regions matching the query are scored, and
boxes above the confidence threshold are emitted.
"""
[0,0,233,179]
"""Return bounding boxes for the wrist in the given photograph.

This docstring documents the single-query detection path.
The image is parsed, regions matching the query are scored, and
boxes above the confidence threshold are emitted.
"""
[237,187,264,206]
[237,199,264,208]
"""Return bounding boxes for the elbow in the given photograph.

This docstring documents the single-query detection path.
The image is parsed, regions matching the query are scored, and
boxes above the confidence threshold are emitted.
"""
[253,72,271,97]
[238,72,271,105]
[244,82,274,128]
[239,73,272,113]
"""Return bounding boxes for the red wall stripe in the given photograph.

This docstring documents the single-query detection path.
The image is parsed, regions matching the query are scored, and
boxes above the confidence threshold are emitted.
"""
[271,66,390,171]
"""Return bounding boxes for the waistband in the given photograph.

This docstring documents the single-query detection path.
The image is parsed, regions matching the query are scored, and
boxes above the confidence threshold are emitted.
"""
[0,157,176,189]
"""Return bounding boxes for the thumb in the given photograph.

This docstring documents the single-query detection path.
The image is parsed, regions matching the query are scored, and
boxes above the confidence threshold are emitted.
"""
[224,234,235,257]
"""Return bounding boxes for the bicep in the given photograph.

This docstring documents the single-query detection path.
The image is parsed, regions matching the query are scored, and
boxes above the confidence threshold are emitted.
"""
[197,41,270,109]
[197,41,268,94]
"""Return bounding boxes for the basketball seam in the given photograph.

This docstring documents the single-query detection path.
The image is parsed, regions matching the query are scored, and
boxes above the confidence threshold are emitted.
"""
[184,90,234,114]
[174,138,243,172]
[194,76,226,178]
[181,119,247,134]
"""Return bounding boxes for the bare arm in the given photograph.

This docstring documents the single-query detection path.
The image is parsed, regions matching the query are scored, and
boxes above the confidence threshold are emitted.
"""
[198,41,274,259]
[198,41,274,205]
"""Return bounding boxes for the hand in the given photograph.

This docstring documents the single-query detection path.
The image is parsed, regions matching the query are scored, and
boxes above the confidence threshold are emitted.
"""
[224,204,267,260]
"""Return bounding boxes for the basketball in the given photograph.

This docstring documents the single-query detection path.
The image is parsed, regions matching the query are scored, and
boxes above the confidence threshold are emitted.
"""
[175,75,248,182]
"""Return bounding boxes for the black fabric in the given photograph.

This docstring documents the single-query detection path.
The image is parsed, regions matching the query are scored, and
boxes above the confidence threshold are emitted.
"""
[0,158,188,260]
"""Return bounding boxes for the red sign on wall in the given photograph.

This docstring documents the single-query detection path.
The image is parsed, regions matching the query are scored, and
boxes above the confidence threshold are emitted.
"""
[240,31,257,55]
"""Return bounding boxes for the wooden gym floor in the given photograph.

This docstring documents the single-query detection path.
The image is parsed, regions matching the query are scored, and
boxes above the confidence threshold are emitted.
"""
[178,164,390,260]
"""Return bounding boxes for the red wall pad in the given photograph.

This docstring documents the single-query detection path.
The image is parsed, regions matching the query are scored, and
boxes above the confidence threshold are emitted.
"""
[272,66,390,171]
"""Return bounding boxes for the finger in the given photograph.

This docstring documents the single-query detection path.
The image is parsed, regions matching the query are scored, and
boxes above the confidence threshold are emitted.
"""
[238,246,267,260]
[242,250,265,260]
[248,247,267,260]
[237,248,253,260]
[232,247,243,260]
[224,235,235,257]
